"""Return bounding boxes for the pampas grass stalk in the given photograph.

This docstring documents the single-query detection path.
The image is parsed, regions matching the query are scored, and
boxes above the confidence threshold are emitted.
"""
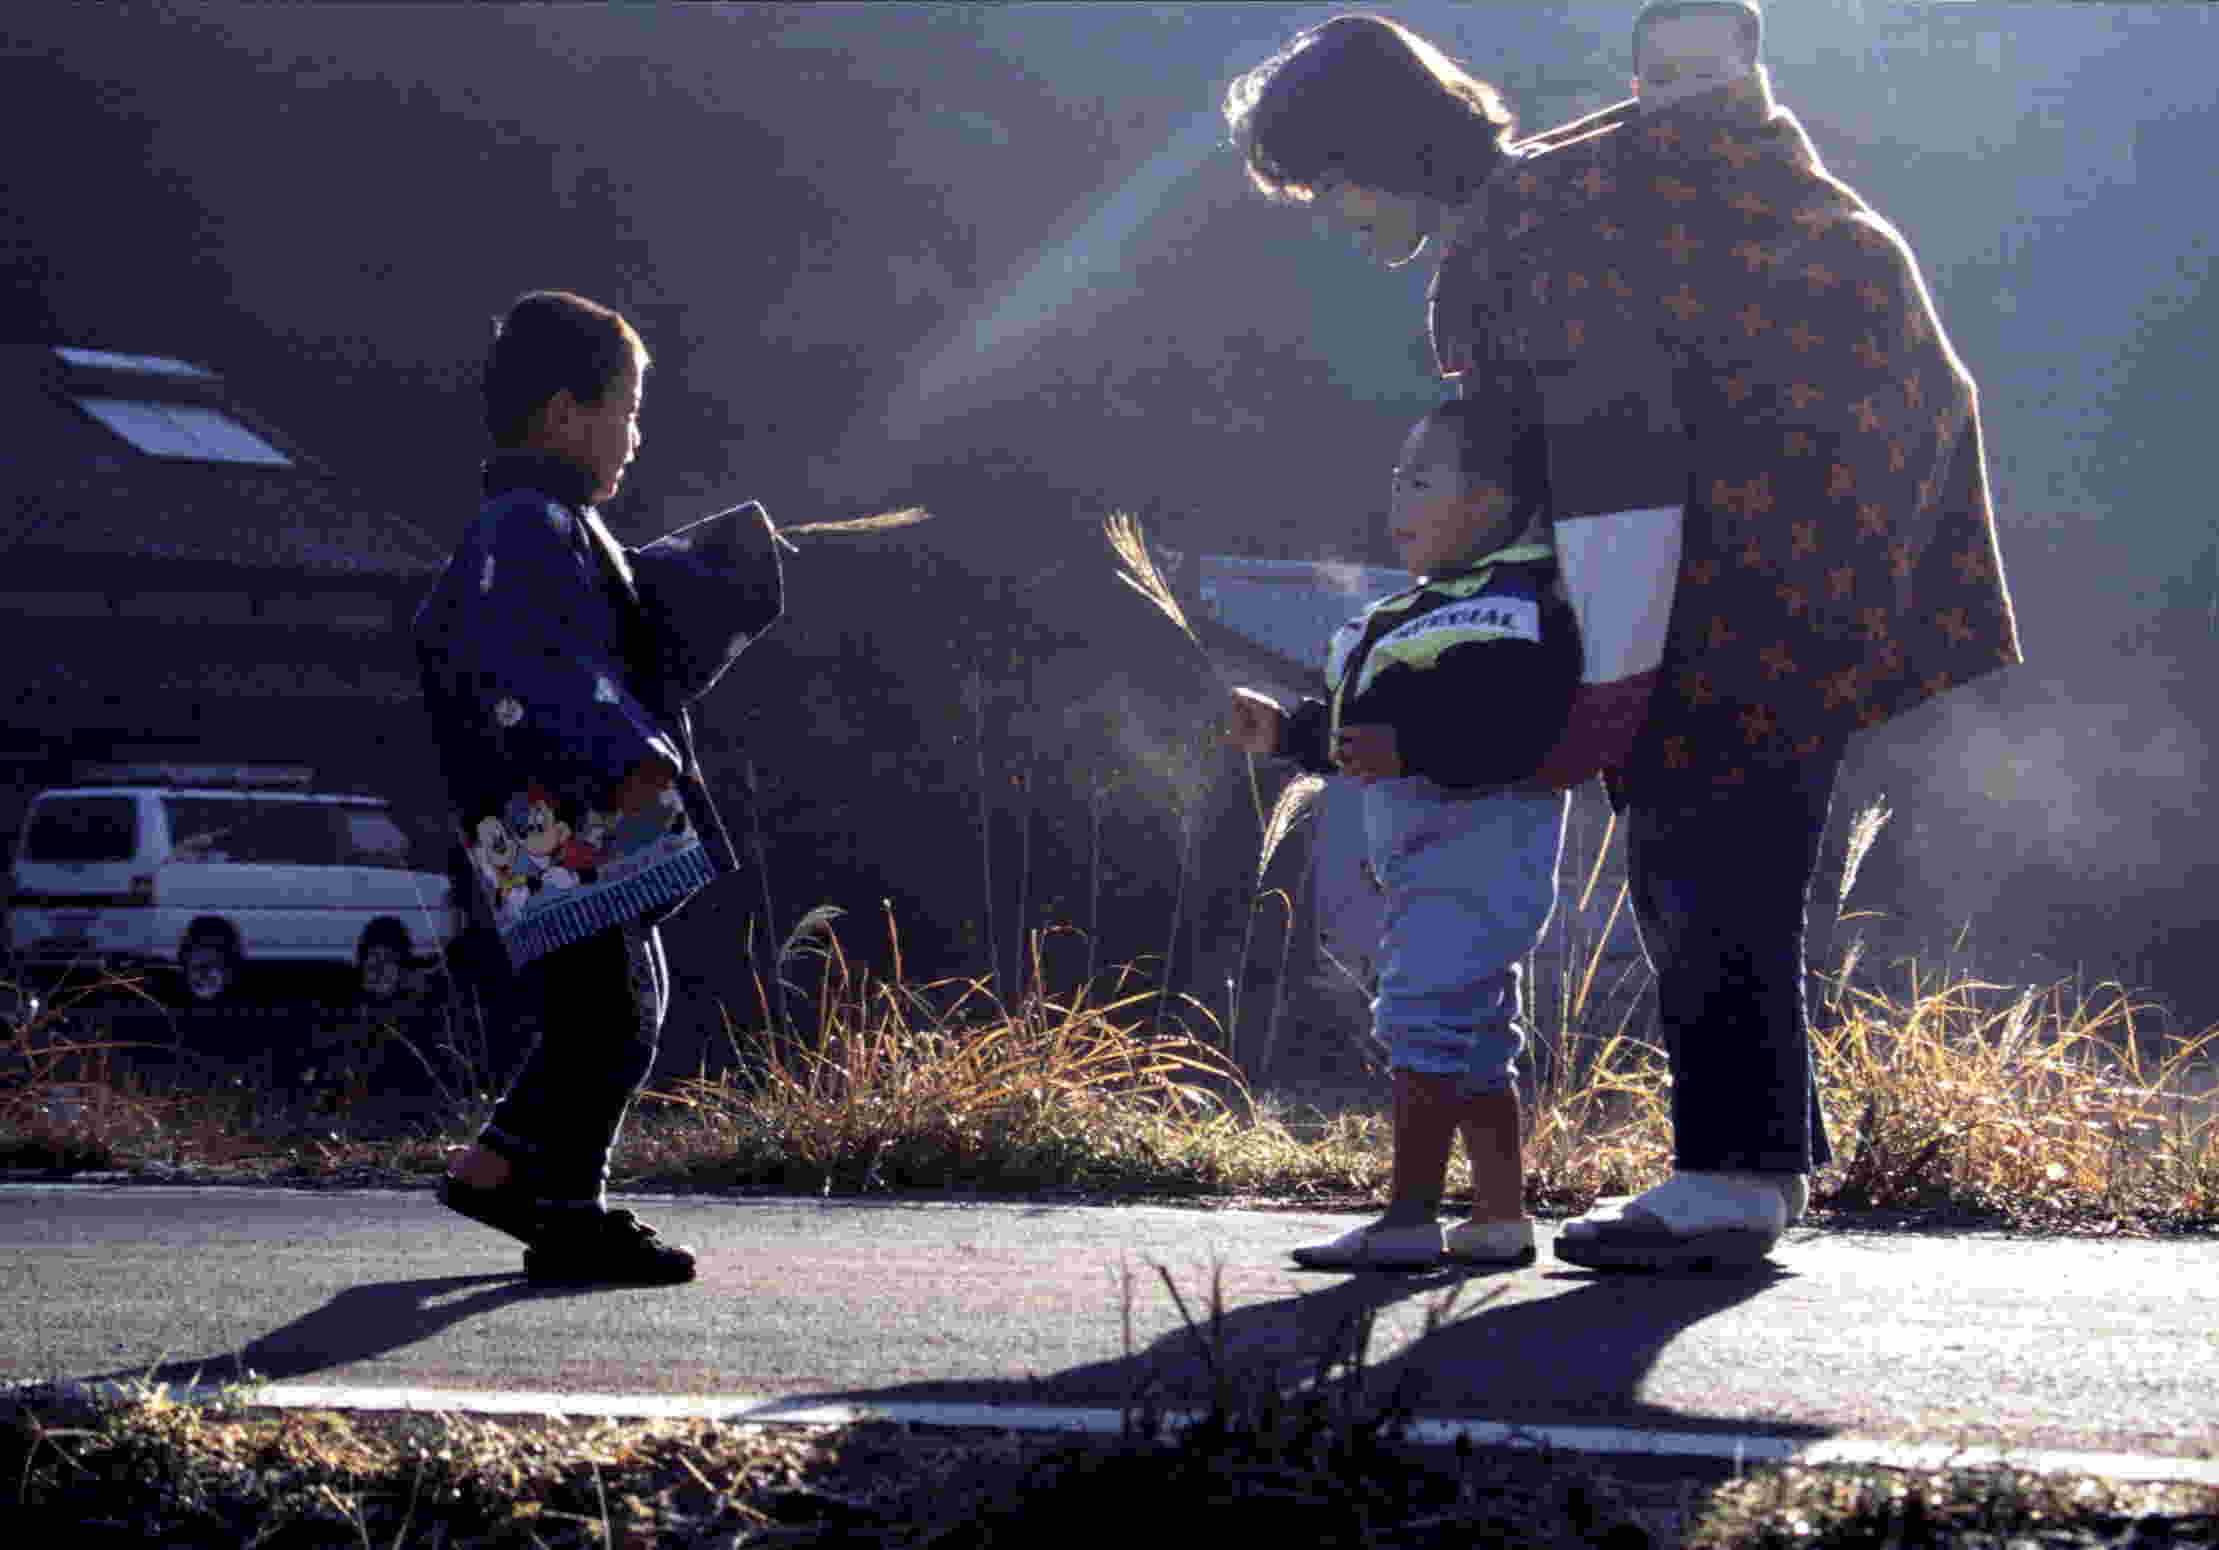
[1103,512,1203,659]
[1155,808,1199,1036]
[1259,831,1324,1086]
[1838,795,1892,915]
[1012,761,1035,1002]
[1227,774,1325,1065]
[742,756,789,1036]
[769,506,933,552]
[964,666,999,989]
[1084,773,1108,993]
[1104,510,1269,848]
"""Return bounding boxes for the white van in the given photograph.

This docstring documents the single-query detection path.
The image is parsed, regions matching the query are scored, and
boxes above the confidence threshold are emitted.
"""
[5,765,462,1005]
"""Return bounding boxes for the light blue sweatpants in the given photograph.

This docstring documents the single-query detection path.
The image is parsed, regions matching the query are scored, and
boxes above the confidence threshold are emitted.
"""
[1364,780,1568,1097]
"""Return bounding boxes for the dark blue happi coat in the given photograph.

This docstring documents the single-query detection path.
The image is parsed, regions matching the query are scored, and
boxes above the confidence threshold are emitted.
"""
[412,452,783,972]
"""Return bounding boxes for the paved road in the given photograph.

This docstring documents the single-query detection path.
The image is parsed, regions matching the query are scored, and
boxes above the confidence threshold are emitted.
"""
[3,1185,2214,1467]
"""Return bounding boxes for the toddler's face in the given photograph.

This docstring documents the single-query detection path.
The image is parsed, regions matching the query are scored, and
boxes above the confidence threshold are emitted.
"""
[1388,416,1512,577]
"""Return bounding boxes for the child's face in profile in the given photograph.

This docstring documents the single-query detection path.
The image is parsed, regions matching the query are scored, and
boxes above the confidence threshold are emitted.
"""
[1388,415,1513,577]
[539,351,645,505]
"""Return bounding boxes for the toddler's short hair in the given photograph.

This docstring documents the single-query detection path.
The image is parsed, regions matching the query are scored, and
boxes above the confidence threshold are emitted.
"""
[483,290,649,447]
[1421,399,1550,529]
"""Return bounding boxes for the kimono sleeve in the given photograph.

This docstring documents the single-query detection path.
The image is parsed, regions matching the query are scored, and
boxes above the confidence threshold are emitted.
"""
[627,499,785,706]
[470,496,684,791]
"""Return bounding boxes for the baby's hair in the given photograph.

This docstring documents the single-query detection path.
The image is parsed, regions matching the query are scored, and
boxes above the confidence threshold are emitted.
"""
[1418,398,1552,525]
[483,290,650,448]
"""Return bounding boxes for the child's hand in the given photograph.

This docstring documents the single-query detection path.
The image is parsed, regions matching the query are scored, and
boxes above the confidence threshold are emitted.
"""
[1225,687,1287,756]
[613,755,680,816]
[1333,723,1403,782]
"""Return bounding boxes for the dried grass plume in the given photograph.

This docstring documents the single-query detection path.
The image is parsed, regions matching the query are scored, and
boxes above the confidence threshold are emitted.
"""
[1256,773,1324,885]
[1104,511,1200,647]
[781,505,932,538]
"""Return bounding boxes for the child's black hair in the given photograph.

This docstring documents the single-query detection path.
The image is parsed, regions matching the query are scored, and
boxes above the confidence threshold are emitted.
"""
[1422,397,1551,530]
[483,290,650,448]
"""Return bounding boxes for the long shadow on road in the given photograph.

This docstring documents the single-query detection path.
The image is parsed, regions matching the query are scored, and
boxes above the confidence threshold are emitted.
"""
[66,1272,579,1393]
[51,1231,1827,1448]
[809,1259,1833,1443]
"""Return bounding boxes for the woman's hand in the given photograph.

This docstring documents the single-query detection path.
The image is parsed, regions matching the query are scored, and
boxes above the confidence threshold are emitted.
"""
[1333,723,1403,782]
[1226,687,1287,756]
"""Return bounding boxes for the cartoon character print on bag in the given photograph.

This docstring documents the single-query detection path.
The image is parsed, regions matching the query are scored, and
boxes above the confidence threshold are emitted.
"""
[504,782,616,891]
[503,786,571,891]
[578,804,621,859]
[607,762,691,856]
[467,762,693,924]
[466,812,534,927]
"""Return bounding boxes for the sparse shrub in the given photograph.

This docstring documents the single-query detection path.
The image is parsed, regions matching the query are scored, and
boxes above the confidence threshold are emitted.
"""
[0,972,168,1170]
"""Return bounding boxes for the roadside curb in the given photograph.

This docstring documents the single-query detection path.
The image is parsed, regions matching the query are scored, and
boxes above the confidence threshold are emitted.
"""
[10,1379,2217,1489]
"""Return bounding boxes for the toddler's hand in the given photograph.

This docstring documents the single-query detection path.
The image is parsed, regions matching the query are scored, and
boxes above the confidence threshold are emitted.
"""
[1225,687,1287,756]
[1334,723,1402,782]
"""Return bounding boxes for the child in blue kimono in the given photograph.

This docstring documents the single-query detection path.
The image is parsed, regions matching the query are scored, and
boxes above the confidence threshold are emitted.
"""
[1227,399,1578,1271]
[414,290,781,1285]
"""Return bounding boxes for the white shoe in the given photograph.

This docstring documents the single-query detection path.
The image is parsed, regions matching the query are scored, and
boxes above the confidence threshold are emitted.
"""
[1290,1221,1444,1270]
[1555,1172,1790,1271]
[1443,1218,1536,1267]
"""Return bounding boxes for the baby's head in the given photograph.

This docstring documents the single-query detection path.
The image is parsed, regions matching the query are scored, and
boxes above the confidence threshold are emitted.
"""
[1388,399,1545,577]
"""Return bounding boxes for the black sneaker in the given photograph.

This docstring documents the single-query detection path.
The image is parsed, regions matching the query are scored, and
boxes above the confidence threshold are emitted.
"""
[522,1208,698,1286]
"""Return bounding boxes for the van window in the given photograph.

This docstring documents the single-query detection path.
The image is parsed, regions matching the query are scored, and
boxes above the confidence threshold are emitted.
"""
[338,809,412,869]
[228,803,342,868]
[21,797,140,863]
[164,797,255,863]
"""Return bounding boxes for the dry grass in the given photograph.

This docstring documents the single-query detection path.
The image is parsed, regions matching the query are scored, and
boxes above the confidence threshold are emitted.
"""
[1102,510,1203,663]
[1689,1460,2217,1548]
[8,818,2219,1546]
[1815,972,2219,1227]
[8,915,2217,1235]
[778,504,932,541]
[0,1267,1691,1548]
[9,1288,2214,1548]
[0,975,174,1171]
[610,868,2219,1229]
[627,909,1398,1201]
[7,795,2217,1233]
[2,1378,940,1547]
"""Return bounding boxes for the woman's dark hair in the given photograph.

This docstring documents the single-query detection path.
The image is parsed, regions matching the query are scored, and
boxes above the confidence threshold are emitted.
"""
[483,290,649,447]
[1224,14,1516,206]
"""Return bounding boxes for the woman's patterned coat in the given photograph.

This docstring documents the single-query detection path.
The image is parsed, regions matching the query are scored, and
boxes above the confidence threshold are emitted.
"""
[1432,71,2021,789]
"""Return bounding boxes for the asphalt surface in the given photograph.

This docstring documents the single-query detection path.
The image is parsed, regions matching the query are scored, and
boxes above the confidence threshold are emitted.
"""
[3,1184,2214,1466]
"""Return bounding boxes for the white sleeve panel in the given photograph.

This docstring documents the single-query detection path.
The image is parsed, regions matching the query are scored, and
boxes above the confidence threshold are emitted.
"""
[1555,506,1683,686]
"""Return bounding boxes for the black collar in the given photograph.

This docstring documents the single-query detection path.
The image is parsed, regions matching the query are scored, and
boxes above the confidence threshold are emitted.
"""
[481,450,596,510]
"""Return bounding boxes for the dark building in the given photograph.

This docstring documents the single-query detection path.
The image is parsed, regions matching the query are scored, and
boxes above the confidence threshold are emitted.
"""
[0,342,454,858]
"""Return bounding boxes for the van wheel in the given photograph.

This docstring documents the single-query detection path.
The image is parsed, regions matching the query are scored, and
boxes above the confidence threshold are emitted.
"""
[357,929,409,1004]
[180,928,240,1005]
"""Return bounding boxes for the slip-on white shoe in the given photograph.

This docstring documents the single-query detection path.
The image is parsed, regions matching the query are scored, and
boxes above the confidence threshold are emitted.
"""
[1290,1221,1444,1271]
[1554,1172,1790,1271]
[1443,1217,1537,1267]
